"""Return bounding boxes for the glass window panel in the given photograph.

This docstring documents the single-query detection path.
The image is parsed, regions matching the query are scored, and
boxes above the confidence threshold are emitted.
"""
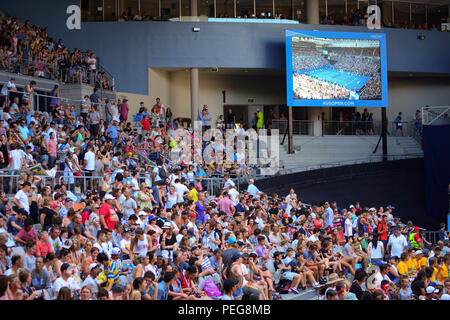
[103,0,118,21]
[411,3,425,27]
[394,1,411,28]
[161,0,180,19]
[381,1,393,27]
[347,0,358,23]
[217,0,235,18]
[319,0,326,22]
[119,0,139,19]
[198,0,215,17]
[236,0,255,18]
[276,0,293,20]
[327,0,346,24]
[293,0,305,22]
[141,0,160,20]
[427,5,449,29]
[256,0,274,18]
[181,0,190,16]
[81,0,104,22]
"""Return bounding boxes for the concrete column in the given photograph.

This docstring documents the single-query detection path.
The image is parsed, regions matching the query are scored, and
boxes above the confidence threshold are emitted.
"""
[309,107,323,136]
[191,0,198,16]
[190,68,199,125]
[305,0,320,24]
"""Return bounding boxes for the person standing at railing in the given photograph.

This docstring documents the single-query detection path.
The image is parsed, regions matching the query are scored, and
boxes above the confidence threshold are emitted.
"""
[80,95,90,124]
[49,85,59,114]
[89,106,100,137]
[1,77,17,108]
[47,132,57,170]
[119,99,129,123]
[22,81,36,111]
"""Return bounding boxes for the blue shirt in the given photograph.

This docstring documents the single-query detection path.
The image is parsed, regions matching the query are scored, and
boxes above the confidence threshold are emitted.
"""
[247,184,260,198]
[7,216,23,236]
[195,201,205,224]
[106,125,118,139]
[157,281,169,300]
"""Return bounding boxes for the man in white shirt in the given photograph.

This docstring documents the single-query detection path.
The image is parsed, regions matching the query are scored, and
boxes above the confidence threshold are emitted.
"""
[387,227,408,258]
[9,146,26,170]
[174,178,189,203]
[12,182,31,214]
[228,185,240,206]
[52,263,81,297]
[84,144,96,189]
[81,263,101,296]
[223,175,235,190]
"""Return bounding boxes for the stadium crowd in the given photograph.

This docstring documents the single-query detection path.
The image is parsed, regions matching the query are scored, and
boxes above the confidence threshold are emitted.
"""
[0,78,448,300]
[0,15,112,90]
[293,73,351,100]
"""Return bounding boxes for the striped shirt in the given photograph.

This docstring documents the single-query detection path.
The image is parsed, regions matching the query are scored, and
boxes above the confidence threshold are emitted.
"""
[106,261,120,285]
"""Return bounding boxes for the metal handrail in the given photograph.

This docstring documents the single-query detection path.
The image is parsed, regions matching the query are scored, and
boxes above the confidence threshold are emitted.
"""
[1,55,114,91]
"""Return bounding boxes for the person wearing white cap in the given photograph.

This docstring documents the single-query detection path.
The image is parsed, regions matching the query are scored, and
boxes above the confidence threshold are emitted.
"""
[425,286,439,300]
[99,194,120,231]
[160,222,176,263]
[81,263,101,295]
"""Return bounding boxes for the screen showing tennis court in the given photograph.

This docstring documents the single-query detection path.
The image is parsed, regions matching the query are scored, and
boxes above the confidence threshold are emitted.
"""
[286,30,388,107]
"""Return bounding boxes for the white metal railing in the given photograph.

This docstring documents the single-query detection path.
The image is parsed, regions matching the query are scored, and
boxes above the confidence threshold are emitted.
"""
[421,106,450,125]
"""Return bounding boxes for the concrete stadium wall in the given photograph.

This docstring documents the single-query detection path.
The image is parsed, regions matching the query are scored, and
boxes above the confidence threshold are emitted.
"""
[2,0,450,95]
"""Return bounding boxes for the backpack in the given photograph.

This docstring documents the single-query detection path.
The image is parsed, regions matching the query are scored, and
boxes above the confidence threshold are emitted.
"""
[158,166,167,180]
[203,279,221,299]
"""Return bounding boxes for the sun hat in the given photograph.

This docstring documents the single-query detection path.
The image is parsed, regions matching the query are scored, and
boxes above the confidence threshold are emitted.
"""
[162,222,172,229]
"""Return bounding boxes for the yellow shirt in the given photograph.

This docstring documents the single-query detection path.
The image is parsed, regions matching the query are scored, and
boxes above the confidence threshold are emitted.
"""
[438,264,449,282]
[397,261,409,276]
[429,267,439,282]
[407,259,418,273]
[417,257,428,270]
[188,188,198,203]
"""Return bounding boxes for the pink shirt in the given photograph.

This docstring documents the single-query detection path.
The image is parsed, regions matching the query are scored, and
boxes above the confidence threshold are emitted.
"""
[48,139,57,157]
[35,240,53,258]
[217,197,234,217]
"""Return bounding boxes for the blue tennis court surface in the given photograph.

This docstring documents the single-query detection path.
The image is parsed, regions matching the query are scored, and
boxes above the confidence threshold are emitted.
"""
[305,67,372,92]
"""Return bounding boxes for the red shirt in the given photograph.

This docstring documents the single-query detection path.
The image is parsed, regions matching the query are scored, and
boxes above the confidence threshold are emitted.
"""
[81,209,90,225]
[99,203,119,231]
[377,221,388,241]
[140,118,150,131]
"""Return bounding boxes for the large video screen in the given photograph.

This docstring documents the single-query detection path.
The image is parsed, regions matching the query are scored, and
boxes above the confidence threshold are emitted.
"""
[286,30,388,107]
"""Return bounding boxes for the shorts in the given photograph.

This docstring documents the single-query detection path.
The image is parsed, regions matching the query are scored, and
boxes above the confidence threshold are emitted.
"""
[281,271,298,281]
[161,250,173,260]
[233,286,243,298]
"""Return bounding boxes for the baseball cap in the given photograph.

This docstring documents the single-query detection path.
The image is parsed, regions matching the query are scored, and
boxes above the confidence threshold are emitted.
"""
[138,211,147,217]
[189,212,197,218]
[422,248,429,255]
[231,251,244,260]
[89,263,99,271]
[415,250,423,255]
[104,194,115,200]
[226,237,237,244]
[111,247,121,255]
[344,292,358,300]
[426,286,439,294]
[414,226,420,232]
[60,263,71,273]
